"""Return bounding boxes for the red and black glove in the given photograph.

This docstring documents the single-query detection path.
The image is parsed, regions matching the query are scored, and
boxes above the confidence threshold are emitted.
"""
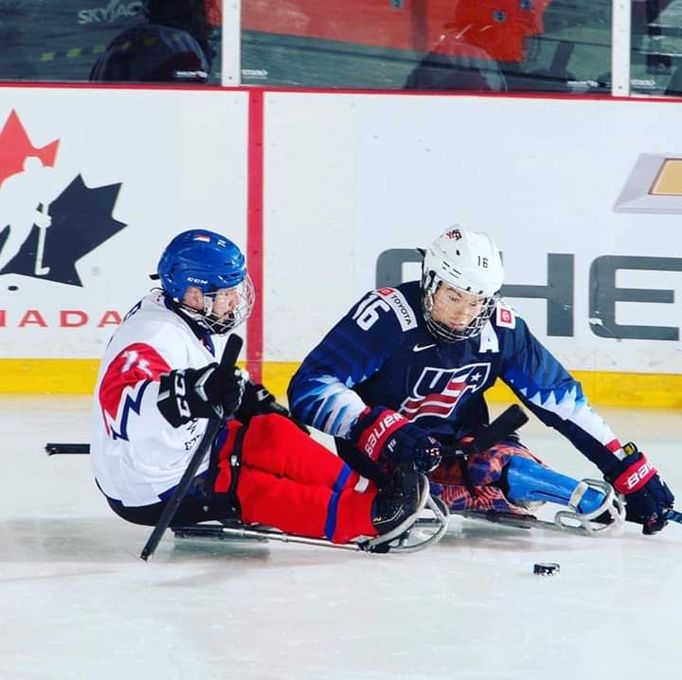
[349,406,442,473]
[605,442,674,535]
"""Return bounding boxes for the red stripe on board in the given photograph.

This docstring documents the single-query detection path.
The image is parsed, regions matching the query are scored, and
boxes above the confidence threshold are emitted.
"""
[246,89,264,384]
[4,82,682,106]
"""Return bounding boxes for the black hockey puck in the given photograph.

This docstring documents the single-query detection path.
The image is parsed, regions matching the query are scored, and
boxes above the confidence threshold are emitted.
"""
[533,562,560,576]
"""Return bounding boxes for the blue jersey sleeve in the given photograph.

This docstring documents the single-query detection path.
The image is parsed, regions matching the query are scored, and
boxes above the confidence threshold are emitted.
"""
[499,316,621,471]
[288,290,406,437]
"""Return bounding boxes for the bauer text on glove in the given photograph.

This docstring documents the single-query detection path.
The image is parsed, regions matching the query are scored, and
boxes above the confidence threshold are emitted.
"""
[605,443,674,535]
[350,406,442,473]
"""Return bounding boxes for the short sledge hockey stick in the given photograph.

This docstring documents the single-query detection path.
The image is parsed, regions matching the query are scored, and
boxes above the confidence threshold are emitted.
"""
[46,443,89,455]
[441,403,529,460]
[140,333,243,561]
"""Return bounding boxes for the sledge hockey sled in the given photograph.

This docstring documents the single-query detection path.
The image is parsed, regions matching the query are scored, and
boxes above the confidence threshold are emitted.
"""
[172,477,450,554]
[451,478,626,537]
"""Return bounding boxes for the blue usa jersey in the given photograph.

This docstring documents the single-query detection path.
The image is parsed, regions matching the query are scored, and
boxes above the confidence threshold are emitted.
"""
[288,281,623,472]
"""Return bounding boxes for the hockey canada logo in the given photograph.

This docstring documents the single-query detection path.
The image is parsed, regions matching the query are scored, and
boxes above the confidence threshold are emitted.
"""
[0,109,126,286]
[399,363,491,421]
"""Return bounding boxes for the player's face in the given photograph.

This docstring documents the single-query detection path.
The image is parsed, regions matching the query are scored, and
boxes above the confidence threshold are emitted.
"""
[431,283,486,331]
[209,288,240,321]
[183,286,239,322]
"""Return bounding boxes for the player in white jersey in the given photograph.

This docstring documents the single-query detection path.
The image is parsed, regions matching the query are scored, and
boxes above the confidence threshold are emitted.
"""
[289,227,675,535]
[90,229,424,546]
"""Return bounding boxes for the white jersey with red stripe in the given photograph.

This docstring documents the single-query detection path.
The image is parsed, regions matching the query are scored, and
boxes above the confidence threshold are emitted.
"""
[90,291,225,507]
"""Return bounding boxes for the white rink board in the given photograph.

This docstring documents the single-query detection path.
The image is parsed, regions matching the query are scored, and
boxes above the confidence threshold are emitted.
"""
[264,93,682,373]
[2,87,682,375]
[0,88,248,358]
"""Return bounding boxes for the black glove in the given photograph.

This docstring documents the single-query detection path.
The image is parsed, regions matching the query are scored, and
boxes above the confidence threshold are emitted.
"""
[387,422,442,473]
[157,363,245,428]
[234,380,310,433]
[605,443,675,535]
[236,381,285,418]
[350,406,442,473]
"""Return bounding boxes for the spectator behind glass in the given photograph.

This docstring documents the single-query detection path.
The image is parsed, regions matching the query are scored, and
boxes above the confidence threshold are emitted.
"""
[404,0,551,92]
[89,0,220,83]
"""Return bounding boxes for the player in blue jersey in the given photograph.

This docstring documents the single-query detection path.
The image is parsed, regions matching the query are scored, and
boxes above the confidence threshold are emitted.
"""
[288,227,675,535]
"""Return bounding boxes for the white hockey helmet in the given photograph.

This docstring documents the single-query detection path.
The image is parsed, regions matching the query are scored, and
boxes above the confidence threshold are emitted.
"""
[421,226,504,342]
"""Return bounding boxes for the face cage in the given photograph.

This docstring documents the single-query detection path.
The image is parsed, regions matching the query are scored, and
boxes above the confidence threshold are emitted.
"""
[178,275,255,335]
[422,285,498,343]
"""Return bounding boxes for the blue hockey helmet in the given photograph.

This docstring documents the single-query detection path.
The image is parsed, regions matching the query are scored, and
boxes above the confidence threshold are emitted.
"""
[155,229,254,334]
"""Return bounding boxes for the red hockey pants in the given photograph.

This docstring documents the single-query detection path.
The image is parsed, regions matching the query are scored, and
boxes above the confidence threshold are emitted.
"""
[214,414,378,543]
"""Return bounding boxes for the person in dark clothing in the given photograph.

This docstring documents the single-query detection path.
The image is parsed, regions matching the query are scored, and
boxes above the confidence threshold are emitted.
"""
[90,0,214,83]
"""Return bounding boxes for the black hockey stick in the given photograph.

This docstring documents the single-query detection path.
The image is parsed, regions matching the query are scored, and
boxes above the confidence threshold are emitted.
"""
[440,403,529,460]
[46,443,90,455]
[140,333,243,562]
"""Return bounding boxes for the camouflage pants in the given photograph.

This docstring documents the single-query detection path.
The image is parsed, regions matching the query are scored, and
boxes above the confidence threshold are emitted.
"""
[430,441,541,513]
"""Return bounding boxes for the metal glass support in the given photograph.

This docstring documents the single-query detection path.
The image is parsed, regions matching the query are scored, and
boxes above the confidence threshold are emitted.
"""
[221,0,243,86]
[612,0,633,96]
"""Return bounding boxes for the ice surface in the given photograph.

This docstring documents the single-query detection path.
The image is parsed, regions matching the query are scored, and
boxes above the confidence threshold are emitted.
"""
[1,397,681,679]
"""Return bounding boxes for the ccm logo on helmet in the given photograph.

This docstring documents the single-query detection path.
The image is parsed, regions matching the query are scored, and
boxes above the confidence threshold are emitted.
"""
[445,228,462,240]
